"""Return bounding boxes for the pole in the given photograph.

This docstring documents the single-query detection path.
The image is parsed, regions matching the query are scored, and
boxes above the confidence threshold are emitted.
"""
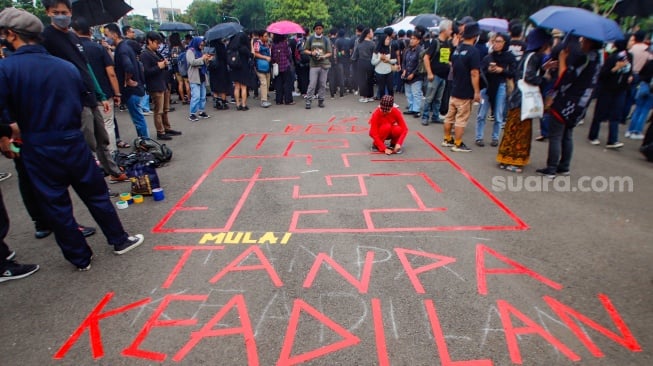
[402,0,406,18]
[156,0,161,24]
[170,0,175,22]
[434,0,438,15]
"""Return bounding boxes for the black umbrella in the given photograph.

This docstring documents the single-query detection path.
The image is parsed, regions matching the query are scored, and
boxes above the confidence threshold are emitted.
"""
[613,0,653,17]
[204,22,243,42]
[410,14,442,28]
[159,22,195,32]
[71,0,133,27]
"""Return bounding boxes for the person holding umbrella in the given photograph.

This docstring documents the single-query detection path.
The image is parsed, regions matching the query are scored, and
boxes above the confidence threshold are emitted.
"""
[537,35,603,178]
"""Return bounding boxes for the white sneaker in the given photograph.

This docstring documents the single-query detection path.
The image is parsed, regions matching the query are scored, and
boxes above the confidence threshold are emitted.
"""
[292,91,300,97]
[624,131,632,138]
[606,142,624,149]
[588,139,600,145]
[354,90,359,96]
[359,97,368,103]
[630,133,644,140]
[366,98,376,102]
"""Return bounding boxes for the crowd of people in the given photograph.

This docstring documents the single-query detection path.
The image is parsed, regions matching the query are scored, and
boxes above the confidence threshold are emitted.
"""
[0,0,652,282]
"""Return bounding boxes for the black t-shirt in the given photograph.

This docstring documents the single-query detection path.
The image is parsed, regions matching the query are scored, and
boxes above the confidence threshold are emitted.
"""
[427,38,452,79]
[80,38,114,98]
[41,25,98,107]
[450,43,481,99]
[335,37,351,62]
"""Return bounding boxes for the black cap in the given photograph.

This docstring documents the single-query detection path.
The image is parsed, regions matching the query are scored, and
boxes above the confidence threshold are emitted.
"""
[314,21,324,30]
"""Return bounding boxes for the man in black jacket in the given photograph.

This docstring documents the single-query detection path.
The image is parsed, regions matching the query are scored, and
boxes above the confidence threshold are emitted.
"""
[141,32,182,140]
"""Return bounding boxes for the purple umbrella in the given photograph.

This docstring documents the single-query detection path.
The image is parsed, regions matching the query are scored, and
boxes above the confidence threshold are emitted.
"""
[478,18,509,33]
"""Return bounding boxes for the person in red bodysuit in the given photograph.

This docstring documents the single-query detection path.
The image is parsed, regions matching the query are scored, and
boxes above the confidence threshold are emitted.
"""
[369,95,408,154]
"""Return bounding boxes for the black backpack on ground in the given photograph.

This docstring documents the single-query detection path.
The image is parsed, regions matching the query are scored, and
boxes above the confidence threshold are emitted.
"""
[133,137,172,167]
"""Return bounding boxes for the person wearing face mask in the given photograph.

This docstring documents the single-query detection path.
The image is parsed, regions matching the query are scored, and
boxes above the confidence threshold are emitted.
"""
[40,0,127,184]
[0,7,145,272]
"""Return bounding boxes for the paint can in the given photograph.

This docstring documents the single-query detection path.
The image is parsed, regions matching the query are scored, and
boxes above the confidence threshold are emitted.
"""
[116,200,129,209]
[152,188,165,201]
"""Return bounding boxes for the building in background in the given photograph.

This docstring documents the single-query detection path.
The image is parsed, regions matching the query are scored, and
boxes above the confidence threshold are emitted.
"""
[152,7,182,23]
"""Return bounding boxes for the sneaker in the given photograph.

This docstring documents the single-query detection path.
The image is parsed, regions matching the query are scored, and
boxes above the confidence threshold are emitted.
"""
[535,135,547,141]
[305,101,311,109]
[451,142,472,152]
[79,226,96,237]
[403,110,416,115]
[110,173,128,183]
[475,139,485,147]
[6,251,15,261]
[261,101,272,108]
[556,170,571,176]
[0,261,39,282]
[490,139,499,147]
[366,98,375,103]
[156,133,172,141]
[0,172,11,182]
[588,139,600,145]
[413,113,421,118]
[441,138,455,147]
[630,132,644,140]
[142,111,153,116]
[35,229,52,239]
[318,100,325,108]
[113,234,145,255]
[77,256,93,272]
[536,168,556,179]
[359,97,368,103]
[606,142,624,149]
[421,119,429,126]
[624,131,632,138]
[165,129,182,136]
[198,112,210,119]
[292,91,301,97]
[188,114,199,122]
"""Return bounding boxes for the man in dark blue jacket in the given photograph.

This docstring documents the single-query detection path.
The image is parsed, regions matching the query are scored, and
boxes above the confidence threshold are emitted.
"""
[0,7,144,271]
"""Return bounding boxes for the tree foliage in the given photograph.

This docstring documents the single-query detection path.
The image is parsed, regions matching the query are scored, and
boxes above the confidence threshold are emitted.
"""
[185,0,221,28]
[266,0,330,29]
[232,0,267,30]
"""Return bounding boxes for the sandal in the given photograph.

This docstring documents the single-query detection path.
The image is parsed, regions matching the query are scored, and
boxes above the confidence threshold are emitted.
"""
[116,140,131,149]
[504,165,523,173]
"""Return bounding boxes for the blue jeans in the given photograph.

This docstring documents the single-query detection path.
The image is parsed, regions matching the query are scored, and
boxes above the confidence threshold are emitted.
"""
[125,94,149,138]
[190,82,207,114]
[546,117,574,172]
[422,75,446,122]
[139,93,151,112]
[475,83,506,141]
[628,84,653,134]
[405,80,423,113]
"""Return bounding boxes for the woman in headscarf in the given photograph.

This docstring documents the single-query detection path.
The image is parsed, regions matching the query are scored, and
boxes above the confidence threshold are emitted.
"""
[496,28,552,173]
[186,36,212,121]
[475,32,516,147]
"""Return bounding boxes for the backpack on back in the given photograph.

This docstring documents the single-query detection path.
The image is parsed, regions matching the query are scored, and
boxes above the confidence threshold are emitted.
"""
[227,48,241,69]
[133,137,173,167]
[177,51,188,77]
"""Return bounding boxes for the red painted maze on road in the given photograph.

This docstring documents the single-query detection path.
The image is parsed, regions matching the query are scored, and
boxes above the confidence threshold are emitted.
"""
[153,119,528,233]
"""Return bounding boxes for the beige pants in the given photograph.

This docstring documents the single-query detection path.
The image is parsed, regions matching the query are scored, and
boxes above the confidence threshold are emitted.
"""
[256,71,271,102]
[150,90,171,134]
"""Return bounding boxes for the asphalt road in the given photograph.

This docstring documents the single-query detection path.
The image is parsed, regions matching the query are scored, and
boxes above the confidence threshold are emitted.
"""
[0,91,651,366]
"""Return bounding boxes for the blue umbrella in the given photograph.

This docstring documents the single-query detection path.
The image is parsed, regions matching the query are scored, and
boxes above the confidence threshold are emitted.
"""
[529,6,624,42]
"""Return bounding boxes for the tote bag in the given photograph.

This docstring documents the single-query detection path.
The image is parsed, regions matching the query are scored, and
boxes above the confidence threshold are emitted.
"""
[518,52,544,121]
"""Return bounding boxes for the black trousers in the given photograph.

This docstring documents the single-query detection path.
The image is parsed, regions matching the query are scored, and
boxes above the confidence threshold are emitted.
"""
[13,156,49,231]
[274,70,294,104]
[0,189,12,267]
[329,63,345,96]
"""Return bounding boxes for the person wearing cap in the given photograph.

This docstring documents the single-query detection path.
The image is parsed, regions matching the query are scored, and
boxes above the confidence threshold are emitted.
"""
[0,7,145,271]
[303,21,333,109]
[497,28,552,173]
[442,21,482,152]
[536,35,603,178]
[369,95,408,155]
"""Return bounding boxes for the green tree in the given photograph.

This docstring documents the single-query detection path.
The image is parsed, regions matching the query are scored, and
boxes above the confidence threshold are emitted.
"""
[266,0,330,28]
[123,15,150,32]
[232,0,267,30]
[186,0,221,27]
